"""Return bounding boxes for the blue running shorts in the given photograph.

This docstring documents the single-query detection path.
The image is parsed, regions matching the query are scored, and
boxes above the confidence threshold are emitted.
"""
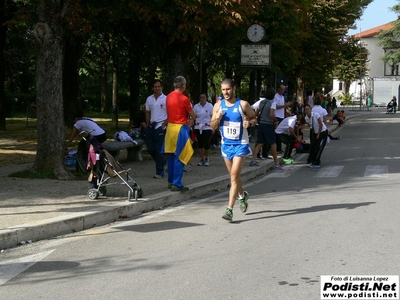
[221,144,251,161]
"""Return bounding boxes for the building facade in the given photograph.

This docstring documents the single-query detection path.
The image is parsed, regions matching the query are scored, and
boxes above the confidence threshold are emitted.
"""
[332,22,400,106]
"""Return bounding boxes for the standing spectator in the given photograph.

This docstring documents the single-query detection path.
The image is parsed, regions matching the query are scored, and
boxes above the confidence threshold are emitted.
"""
[326,94,333,115]
[164,76,196,192]
[322,96,328,110]
[312,96,329,125]
[251,90,269,159]
[250,90,265,111]
[307,93,314,108]
[274,84,292,153]
[193,93,213,166]
[332,97,337,113]
[275,114,304,164]
[249,87,283,170]
[304,104,328,168]
[392,96,397,113]
[309,96,328,164]
[145,80,168,179]
[210,78,257,222]
[296,101,303,115]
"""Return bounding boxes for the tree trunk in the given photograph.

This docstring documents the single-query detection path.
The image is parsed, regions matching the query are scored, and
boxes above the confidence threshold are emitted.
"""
[162,40,191,93]
[63,35,82,126]
[128,56,141,124]
[0,0,7,130]
[297,77,305,104]
[100,37,108,113]
[112,58,118,128]
[110,33,118,127]
[163,53,185,93]
[33,0,70,179]
[209,80,217,104]
[344,80,350,94]
[127,21,145,124]
[128,36,141,124]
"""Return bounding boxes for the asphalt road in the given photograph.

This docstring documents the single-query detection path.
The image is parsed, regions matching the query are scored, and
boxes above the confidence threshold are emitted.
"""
[1,111,399,300]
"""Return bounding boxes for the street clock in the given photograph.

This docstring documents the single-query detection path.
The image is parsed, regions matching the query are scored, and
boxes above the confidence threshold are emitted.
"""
[247,24,265,42]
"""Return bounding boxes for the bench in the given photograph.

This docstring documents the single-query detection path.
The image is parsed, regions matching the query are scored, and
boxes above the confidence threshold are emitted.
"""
[102,139,145,162]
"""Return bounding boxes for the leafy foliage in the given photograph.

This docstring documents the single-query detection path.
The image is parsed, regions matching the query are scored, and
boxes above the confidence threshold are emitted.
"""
[338,92,354,106]
[377,2,400,64]
[0,0,378,177]
[333,37,369,93]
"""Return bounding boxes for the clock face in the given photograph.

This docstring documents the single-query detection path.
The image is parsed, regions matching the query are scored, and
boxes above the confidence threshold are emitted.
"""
[247,24,265,42]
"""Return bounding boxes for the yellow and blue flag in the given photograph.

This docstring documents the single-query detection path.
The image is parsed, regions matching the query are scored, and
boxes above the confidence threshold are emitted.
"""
[163,123,194,165]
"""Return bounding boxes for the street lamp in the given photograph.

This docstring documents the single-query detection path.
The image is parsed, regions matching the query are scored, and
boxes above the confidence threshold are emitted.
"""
[346,13,363,110]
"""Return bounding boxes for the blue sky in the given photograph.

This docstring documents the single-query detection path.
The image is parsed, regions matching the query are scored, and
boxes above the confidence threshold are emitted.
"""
[348,0,398,35]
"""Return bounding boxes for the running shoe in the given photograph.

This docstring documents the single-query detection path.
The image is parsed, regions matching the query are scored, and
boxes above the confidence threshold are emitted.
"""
[308,164,321,169]
[153,174,163,179]
[274,164,284,170]
[249,161,259,167]
[204,157,210,166]
[197,159,205,166]
[282,158,293,164]
[238,191,249,213]
[184,165,191,172]
[222,208,233,221]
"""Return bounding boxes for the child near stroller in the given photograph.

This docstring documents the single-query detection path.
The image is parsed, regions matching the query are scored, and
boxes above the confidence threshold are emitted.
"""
[76,130,143,202]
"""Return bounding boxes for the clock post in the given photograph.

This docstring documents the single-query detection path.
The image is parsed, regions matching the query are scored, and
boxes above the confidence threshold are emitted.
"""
[245,24,266,103]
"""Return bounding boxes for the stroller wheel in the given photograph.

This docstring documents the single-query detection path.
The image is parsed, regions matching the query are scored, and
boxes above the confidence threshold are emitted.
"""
[99,186,107,196]
[137,187,143,198]
[128,190,133,202]
[88,188,99,200]
[128,188,139,202]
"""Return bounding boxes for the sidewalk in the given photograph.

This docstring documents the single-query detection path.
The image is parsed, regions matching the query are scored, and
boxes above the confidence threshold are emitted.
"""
[0,109,362,250]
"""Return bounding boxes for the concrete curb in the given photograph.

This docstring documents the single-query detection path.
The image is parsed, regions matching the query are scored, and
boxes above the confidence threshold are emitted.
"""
[0,161,273,249]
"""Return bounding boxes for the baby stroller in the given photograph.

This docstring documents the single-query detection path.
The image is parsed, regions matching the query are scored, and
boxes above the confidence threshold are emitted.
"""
[76,130,143,201]
[386,101,394,114]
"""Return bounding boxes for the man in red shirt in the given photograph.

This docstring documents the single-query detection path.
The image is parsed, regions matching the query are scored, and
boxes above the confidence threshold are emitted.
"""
[164,76,196,192]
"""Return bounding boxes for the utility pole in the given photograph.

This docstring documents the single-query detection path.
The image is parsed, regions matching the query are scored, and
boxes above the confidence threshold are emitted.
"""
[359,23,362,111]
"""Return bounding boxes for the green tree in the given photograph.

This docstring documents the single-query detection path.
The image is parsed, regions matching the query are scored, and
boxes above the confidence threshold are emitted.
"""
[0,0,7,129]
[377,1,400,64]
[290,0,371,101]
[33,0,70,178]
[2,0,375,178]
[333,37,369,94]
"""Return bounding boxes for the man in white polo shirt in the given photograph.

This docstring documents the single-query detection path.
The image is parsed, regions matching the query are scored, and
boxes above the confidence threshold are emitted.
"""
[145,80,168,179]
[273,84,292,152]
